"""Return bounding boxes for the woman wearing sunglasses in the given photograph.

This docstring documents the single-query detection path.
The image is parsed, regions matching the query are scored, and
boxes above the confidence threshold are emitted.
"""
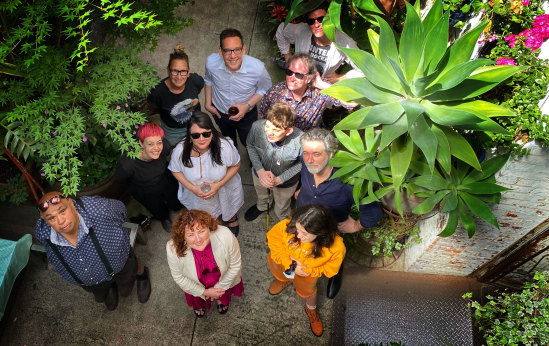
[115,123,182,232]
[168,112,244,236]
[147,44,204,146]
[167,209,243,318]
[275,4,363,84]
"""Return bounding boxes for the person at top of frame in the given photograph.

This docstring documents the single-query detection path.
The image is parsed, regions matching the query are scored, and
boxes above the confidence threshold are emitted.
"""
[275,1,363,84]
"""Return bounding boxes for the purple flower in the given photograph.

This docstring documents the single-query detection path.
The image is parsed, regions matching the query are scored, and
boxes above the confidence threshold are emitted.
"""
[85,80,88,83]
[141,121,145,125]
[51,131,57,136]
[116,105,121,110]
[135,125,139,129]
[82,135,88,142]
[496,58,517,66]
[102,122,106,128]
[125,103,129,107]
[41,173,45,177]
[44,110,48,114]
[132,131,136,135]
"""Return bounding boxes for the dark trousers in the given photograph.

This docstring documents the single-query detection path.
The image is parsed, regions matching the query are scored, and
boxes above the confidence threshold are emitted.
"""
[129,171,182,221]
[213,106,257,147]
[82,249,138,301]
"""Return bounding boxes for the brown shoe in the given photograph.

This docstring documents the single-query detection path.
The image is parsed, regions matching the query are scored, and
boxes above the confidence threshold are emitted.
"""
[268,279,292,295]
[305,306,323,337]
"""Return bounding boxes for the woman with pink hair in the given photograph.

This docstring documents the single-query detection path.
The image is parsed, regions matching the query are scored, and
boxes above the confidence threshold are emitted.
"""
[115,123,182,232]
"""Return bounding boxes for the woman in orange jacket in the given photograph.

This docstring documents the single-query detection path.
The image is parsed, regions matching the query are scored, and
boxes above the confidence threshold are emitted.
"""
[266,204,345,337]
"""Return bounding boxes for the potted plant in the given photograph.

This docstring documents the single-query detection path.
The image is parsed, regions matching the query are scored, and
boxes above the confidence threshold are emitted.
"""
[0,0,193,197]
[322,0,524,237]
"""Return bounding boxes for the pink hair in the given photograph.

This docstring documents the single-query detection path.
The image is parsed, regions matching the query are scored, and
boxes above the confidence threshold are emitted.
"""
[138,123,164,142]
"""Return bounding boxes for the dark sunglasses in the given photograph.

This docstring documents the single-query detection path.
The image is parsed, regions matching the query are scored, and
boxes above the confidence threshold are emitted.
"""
[37,194,65,212]
[190,131,212,139]
[285,68,306,80]
[306,16,324,25]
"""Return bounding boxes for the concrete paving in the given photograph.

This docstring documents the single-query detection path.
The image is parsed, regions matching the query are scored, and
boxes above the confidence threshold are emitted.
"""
[0,1,335,344]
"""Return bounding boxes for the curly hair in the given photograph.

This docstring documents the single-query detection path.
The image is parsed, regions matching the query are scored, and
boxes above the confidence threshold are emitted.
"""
[265,102,295,130]
[171,209,219,257]
[286,204,337,258]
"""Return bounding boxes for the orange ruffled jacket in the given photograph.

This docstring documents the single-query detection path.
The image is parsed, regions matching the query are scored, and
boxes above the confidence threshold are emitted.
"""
[267,219,346,278]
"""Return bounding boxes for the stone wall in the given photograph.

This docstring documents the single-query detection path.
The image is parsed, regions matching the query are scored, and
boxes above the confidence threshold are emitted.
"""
[404,141,549,276]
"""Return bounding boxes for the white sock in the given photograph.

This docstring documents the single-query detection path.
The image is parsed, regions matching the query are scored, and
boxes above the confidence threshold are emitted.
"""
[306,303,316,310]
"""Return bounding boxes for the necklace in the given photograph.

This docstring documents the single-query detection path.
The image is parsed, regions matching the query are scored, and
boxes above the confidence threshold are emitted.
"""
[193,146,211,193]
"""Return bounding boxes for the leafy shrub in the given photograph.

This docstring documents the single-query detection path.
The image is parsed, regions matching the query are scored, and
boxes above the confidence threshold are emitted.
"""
[464,271,549,345]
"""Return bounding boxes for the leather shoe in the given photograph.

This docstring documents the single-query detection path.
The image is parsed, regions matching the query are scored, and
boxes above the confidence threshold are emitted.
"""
[305,306,323,337]
[269,279,292,295]
[161,219,172,233]
[244,204,266,221]
[105,284,118,311]
[136,266,151,303]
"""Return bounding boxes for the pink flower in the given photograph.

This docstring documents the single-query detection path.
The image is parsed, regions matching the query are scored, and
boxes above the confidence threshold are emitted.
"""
[127,96,132,99]
[135,125,139,129]
[132,131,136,135]
[82,135,88,142]
[116,105,121,110]
[480,8,486,12]
[102,122,106,128]
[522,0,529,5]
[44,110,48,114]
[121,122,126,126]
[496,57,517,65]
[51,131,57,136]
[125,103,129,107]
[41,173,45,177]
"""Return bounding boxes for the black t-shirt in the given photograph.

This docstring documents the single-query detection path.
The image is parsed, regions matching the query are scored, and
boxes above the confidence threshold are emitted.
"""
[114,139,172,187]
[309,36,330,76]
[147,73,204,128]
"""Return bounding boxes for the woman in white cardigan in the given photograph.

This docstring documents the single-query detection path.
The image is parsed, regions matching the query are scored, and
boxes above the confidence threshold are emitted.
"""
[167,209,243,317]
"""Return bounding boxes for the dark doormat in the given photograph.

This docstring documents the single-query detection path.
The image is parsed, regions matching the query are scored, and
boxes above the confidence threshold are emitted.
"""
[331,269,478,345]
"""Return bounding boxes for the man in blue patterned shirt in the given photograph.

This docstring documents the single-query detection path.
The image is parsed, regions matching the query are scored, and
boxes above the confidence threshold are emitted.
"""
[35,192,151,310]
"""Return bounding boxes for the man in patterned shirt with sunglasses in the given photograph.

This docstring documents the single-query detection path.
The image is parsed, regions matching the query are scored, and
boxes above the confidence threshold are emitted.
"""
[34,192,151,311]
[258,53,353,131]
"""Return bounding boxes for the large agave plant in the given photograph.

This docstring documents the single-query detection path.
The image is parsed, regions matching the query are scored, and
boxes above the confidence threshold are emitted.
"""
[323,0,525,235]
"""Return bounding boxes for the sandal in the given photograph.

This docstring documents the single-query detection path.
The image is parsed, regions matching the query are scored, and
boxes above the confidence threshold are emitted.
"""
[217,303,229,315]
[193,308,205,318]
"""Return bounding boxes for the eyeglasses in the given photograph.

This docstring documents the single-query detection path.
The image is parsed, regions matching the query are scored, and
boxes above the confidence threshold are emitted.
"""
[285,68,306,80]
[190,131,212,139]
[221,47,243,56]
[37,194,65,212]
[306,16,325,25]
[170,69,189,76]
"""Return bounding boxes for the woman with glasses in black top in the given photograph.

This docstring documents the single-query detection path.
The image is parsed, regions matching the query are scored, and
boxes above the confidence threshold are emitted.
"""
[168,112,244,236]
[147,44,204,146]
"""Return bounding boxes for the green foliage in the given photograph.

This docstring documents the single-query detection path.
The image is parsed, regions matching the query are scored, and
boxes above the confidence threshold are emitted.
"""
[464,271,549,345]
[325,0,520,221]
[0,176,29,205]
[361,215,421,258]
[1,48,156,195]
[410,153,511,237]
[0,0,185,70]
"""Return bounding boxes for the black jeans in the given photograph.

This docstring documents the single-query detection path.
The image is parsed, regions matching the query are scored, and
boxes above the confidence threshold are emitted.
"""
[212,105,257,147]
[82,249,138,300]
[129,171,182,221]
